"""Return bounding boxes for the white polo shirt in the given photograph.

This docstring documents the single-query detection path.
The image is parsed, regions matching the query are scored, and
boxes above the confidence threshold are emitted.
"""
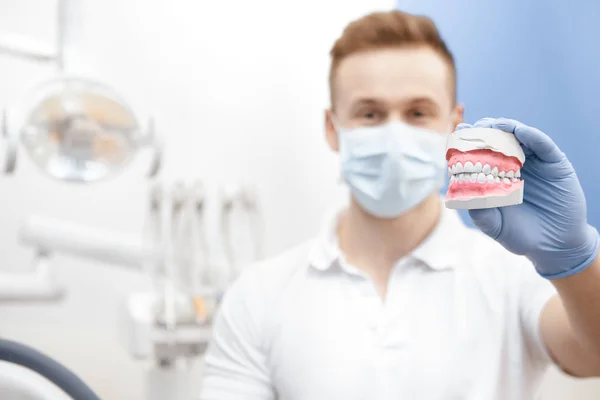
[200,203,557,400]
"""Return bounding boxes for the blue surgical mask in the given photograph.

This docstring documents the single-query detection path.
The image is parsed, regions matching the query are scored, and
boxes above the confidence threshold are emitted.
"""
[337,121,448,218]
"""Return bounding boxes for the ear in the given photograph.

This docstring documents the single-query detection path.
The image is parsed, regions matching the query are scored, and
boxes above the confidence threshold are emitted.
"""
[451,104,464,131]
[324,109,339,152]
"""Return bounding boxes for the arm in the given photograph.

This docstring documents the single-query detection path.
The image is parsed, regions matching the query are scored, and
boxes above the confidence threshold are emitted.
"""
[200,273,275,400]
[541,256,600,377]
[456,118,600,377]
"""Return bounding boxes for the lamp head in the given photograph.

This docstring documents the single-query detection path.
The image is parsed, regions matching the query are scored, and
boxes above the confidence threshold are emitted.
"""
[16,77,144,183]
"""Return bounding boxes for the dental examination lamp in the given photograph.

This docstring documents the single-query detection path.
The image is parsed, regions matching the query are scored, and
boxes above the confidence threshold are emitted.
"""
[0,77,160,302]
[2,76,162,183]
[0,0,161,184]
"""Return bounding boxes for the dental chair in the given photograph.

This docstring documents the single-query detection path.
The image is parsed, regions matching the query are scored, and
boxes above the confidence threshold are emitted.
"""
[0,75,160,400]
[0,340,98,400]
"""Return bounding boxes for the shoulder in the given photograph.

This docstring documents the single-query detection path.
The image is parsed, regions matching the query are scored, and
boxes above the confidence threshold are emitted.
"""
[213,240,316,348]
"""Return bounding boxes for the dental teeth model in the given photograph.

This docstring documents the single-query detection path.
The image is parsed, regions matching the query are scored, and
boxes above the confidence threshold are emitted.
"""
[445,127,526,210]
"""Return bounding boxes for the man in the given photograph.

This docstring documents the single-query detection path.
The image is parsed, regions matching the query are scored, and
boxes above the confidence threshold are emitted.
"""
[200,10,600,399]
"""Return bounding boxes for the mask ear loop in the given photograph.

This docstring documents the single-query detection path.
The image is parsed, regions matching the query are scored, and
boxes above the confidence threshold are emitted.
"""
[330,114,344,134]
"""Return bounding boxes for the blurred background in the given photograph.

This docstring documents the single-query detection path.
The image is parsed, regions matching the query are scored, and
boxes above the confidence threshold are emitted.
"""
[0,0,598,398]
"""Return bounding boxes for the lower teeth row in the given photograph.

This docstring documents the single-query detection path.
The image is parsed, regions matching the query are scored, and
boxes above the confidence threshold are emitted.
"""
[451,173,519,184]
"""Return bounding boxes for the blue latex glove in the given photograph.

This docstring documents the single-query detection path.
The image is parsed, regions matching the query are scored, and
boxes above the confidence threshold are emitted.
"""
[456,118,600,279]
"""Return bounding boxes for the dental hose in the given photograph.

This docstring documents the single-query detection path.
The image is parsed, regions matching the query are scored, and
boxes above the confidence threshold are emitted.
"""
[0,338,101,400]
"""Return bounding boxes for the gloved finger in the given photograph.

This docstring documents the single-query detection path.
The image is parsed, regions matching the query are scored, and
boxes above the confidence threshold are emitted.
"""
[454,123,472,131]
[476,117,564,163]
[472,117,499,128]
[468,208,502,240]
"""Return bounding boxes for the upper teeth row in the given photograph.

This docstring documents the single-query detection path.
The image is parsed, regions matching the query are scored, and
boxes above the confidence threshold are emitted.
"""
[449,162,520,179]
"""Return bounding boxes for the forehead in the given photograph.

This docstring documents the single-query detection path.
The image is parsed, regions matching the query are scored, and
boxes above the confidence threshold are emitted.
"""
[333,47,453,110]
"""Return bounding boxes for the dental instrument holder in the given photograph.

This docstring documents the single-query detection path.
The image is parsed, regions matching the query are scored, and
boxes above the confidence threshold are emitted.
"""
[15,195,213,399]
[445,127,526,210]
[126,181,218,400]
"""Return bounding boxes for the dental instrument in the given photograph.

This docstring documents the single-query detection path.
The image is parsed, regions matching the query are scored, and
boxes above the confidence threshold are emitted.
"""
[220,183,265,285]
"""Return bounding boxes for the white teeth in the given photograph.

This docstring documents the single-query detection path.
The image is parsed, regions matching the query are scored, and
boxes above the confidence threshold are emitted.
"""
[464,161,474,173]
[449,163,522,184]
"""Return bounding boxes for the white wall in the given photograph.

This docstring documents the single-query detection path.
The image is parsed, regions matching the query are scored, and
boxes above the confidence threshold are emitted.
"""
[0,1,599,399]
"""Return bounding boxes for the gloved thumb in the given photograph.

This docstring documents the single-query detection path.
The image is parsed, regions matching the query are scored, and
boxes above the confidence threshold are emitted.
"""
[468,208,502,240]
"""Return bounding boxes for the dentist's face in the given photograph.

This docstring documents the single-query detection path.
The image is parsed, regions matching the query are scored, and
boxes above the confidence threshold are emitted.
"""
[325,46,462,151]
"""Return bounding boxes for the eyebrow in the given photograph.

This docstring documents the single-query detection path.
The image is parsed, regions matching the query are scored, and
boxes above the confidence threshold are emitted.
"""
[349,98,384,111]
[406,97,442,113]
[350,96,440,110]
[351,98,381,105]
[407,97,439,107]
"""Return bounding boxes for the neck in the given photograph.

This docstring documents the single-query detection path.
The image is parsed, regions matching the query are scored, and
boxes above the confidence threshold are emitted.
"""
[338,193,442,277]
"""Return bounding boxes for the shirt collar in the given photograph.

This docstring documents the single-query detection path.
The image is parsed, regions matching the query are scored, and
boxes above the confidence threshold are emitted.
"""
[308,199,466,272]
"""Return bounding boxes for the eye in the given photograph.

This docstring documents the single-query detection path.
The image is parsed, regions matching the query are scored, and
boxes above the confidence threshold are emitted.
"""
[410,109,427,118]
[358,108,384,124]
